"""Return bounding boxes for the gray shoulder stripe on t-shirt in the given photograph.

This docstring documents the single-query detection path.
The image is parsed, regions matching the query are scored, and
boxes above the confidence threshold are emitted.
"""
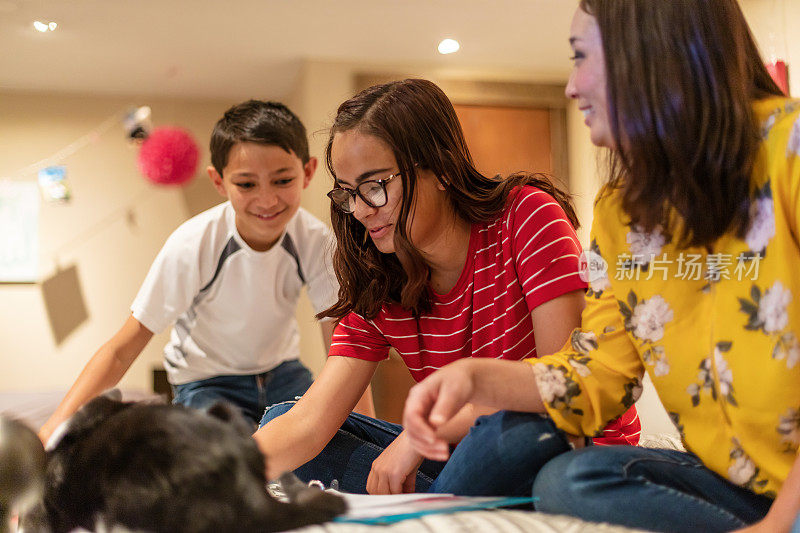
[199,236,241,294]
[281,233,306,284]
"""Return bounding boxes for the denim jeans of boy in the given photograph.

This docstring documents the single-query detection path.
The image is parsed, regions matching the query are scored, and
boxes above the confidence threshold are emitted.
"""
[172,359,313,426]
[260,403,574,496]
[533,446,774,533]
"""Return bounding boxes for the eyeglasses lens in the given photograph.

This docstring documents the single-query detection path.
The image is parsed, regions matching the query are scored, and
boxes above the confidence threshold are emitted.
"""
[361,182,386,208]
[329,179,389,213]
[329,189,353,213]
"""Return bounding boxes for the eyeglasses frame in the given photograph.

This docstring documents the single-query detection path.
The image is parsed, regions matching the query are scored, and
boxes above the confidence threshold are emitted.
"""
[327,172,400,214]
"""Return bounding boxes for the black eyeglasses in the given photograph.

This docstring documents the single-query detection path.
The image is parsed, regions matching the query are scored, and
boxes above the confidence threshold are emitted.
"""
[327,173,399,214]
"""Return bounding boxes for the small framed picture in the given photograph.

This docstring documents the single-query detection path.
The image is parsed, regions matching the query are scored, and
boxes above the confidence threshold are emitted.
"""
[38,165,72,203]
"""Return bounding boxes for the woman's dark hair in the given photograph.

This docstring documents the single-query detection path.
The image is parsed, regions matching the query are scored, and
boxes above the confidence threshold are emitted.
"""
[580,0,783,248]
[320,78,578,320]
[209,100,309,175]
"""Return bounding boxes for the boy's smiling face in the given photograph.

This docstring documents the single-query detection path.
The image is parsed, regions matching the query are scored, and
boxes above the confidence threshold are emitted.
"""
[209,142,316,251]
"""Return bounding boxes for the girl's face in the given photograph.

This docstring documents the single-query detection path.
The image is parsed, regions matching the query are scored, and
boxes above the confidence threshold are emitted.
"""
[565,8,614,149]
[330,130,447,255]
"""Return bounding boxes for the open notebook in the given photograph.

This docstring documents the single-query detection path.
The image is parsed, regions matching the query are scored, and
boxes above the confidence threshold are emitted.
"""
[330,491,534,524]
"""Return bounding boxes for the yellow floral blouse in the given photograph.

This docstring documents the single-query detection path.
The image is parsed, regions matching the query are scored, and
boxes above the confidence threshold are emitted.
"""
[529,97,800,497]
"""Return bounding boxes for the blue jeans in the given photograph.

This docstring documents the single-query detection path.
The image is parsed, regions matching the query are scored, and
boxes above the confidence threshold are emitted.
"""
[172,359,313,426]
[533,446,774,533]
[260,403,574,496]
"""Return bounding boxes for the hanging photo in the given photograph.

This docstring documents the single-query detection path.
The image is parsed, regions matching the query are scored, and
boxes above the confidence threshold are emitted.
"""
[38,165,72,203]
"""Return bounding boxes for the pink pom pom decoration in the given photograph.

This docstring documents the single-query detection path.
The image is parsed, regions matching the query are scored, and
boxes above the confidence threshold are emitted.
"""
[137,127,200,186]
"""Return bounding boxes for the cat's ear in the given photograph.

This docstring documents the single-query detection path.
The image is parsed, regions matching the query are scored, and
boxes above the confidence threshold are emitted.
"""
[205,402,236,422]
[205,402,253,436]
[49,394,130,451]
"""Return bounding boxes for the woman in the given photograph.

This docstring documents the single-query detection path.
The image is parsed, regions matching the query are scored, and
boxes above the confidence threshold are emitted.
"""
[253,78,640,496]
[403,1,800,531]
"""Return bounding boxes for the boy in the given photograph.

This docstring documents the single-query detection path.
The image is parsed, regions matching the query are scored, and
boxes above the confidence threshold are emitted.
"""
[40,100,368,442]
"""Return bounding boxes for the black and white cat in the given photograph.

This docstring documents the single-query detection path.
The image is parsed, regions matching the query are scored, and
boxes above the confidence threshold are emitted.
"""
[14,393,344,533]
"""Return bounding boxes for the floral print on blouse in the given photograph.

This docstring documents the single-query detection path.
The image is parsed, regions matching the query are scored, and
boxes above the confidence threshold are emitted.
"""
[529,97,800,496]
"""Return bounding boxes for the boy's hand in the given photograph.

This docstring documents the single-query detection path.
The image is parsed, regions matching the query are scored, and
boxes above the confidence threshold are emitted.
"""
[37,423,55,446]
[403,360,476,461]
[367,431,424,494]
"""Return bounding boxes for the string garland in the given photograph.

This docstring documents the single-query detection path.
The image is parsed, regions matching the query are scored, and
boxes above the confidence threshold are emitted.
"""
[46,188,155,274]
[0,109,129,182]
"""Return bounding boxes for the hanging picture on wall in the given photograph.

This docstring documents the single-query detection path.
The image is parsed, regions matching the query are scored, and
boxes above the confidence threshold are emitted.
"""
[38,165,72,203]
[0,180,40,283]
[41,264,89,345]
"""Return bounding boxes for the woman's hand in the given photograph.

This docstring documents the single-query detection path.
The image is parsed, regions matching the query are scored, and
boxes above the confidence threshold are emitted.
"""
[402,360,476,461]
[366,431,424,494]
[404,358,546,461]
[734,447,800,533]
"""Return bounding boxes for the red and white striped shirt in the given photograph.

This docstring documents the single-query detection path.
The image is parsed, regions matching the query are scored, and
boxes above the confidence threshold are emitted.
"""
[330,186,639,445]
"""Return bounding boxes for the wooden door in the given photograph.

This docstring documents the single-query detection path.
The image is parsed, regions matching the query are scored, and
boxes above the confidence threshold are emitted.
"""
[454,104,552,178]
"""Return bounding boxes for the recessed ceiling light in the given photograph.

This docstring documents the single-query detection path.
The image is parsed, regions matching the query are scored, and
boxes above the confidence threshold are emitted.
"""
[438,38,460,55]
[33,20,57,32]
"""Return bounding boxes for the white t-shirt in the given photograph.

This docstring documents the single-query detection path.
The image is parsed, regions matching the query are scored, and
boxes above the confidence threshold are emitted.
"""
[131,202,338,385]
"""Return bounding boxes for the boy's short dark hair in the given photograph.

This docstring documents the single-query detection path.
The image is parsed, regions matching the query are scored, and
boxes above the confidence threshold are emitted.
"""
[210,100,310,175]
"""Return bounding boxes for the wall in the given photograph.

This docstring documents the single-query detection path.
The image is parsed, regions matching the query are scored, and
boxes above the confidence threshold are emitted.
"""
[742,0,799,96]
[0,91,232,393]
[282,61,359,375]
[0,64,617,392]
[6,0,791,424]
[0,72,362,395]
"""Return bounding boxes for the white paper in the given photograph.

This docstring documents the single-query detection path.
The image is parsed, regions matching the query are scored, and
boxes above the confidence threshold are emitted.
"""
[331,490,519,521]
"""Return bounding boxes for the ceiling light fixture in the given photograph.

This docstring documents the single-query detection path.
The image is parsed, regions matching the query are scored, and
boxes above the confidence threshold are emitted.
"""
[33,20,57,32]
[437,38,460,55]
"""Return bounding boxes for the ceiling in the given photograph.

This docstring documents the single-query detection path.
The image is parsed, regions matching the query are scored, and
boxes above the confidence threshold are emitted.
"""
[0,0,578,101]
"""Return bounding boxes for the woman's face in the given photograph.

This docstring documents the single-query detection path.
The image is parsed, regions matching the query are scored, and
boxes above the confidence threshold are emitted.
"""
[565,8,614,149]
[330,130,446,255]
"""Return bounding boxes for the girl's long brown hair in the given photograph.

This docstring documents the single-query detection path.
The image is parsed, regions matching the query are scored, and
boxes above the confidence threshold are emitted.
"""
[580,0,783,248]
[319,79,577,320]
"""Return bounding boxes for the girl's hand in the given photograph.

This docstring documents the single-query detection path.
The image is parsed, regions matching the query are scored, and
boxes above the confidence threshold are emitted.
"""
[403,360,476,461]
[366,431,424,494]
